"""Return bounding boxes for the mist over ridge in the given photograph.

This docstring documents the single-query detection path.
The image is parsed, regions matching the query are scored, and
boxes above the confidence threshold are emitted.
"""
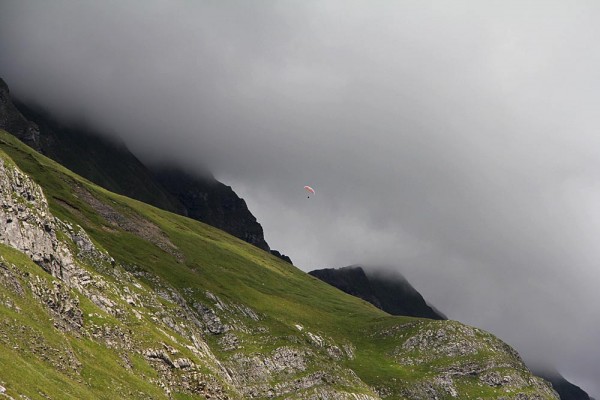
[1,1,599,395]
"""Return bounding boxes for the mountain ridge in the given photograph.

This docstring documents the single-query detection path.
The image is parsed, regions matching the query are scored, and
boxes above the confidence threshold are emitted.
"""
[0,77,272,252]
[0,126,559,398]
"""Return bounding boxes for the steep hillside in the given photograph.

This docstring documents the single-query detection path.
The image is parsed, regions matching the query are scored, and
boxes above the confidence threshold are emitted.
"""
[0,129,558,399]
[309,266,445,320]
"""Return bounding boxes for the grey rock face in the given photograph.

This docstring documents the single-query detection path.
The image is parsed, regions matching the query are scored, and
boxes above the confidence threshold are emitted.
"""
[0,157,77,282]
[29,277,83,332]
[218,332,241,351]
[227,347,311,397]
[144,348,176,367]
[195,302,228,334]
[143,345,231,399]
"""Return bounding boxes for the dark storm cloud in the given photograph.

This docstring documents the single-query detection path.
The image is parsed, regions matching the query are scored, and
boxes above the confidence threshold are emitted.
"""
[1,0,599,394]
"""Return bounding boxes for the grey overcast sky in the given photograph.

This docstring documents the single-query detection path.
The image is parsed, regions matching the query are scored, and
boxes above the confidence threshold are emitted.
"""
[1,0,598,394]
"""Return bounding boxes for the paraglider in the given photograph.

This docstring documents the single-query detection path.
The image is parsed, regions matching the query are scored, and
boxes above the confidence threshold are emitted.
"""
[304,185,315,198]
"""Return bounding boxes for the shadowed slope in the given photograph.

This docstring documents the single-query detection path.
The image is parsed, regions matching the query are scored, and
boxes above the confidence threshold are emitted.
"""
[1,77,272,251]
[310,265,445,320]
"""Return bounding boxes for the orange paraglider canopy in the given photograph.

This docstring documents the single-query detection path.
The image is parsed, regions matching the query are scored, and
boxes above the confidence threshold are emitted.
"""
[304,186,315,198]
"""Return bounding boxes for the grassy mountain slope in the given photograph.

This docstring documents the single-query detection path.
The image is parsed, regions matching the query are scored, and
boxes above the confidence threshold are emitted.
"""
[0,129,558,399]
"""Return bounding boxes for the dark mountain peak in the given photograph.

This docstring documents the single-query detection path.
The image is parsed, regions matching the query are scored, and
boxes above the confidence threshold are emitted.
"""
[312,265,369,279]
[363,266,446,320]
[309,265,370,286]
[0,78,40,149]
[531,366,591,400]
[270,250,293,264]
[363,266,412,287]
[309,265,445,320]
[15,99,128,148]
[149,163,215,184]
[309,265,381,307]
[151,165,270,251]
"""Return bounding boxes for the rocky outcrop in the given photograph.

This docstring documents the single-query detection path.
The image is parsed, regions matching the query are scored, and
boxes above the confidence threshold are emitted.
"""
[29,277,83,332]
[379,320,559,399]
[393,321,520,364]
[0,156,80,283]
[309,265,445,320]
[225,346,373,399]
[195,302,228,334]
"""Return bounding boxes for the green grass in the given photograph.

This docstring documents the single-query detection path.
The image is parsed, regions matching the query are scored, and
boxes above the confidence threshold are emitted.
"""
[0,129,557,399]
[0,244,168,400]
